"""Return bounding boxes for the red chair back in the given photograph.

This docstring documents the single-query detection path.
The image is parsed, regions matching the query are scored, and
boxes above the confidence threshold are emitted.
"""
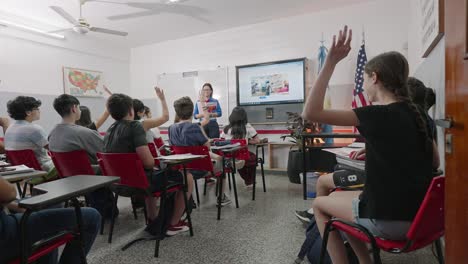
[97,152,149,190]
[50,150,95,178]
[5,149,42,170]
[147,143,161,166]
[154,137,165,149]
[406,176,445,248]
[171,145,214,172]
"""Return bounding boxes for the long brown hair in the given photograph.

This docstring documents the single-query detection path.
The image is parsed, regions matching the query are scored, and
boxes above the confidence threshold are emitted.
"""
[364,52,432,152]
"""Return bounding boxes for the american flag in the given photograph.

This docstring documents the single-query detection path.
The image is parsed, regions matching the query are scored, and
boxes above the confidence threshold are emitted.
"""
[352,44,371,134]
[352,44,371,109]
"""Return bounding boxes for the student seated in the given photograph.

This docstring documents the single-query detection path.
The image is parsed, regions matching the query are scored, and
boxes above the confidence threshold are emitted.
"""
[49,94,114,218]
[302,26,438,264]
[295,76,440,225]
[0,176,100,264]
[4,96,57,184]
[168,96,230,205]
[221,106,265,187]
[75,85,112,131]
[103,92,193,236]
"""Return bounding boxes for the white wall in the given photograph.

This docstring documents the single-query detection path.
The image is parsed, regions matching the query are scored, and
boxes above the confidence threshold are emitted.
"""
[130,0,411,118]
[0,25,130,133]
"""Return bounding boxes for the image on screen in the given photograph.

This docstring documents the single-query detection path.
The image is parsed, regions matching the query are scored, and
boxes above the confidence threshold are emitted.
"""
[236,59,305,106]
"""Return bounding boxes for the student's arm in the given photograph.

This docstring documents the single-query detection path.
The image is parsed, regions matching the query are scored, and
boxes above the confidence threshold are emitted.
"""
[0,177,17,205]
[302,26,359,126]
[0,117,10,134]
[249,135,260,145]
[432,140,440,169]
[194,100,201,119]
[135,145,156,170]
[142,87,169,131]
[94,110,110,130]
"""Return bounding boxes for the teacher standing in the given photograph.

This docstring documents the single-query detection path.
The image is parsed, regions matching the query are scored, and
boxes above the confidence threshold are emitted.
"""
[194,83,222,138]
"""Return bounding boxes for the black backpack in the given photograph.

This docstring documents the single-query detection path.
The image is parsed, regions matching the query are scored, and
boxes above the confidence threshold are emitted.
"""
[296,216,358,264]
[145,191,176,236]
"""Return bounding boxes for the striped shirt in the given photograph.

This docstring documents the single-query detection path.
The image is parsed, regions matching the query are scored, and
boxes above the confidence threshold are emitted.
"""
[4,120,53,171]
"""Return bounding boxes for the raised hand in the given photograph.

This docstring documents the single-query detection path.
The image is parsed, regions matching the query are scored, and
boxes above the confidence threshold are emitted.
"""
[155,87,166,101]
[327,25,352,65]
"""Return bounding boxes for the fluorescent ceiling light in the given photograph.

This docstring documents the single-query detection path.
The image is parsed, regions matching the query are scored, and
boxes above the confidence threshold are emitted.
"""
[0,19,65,40]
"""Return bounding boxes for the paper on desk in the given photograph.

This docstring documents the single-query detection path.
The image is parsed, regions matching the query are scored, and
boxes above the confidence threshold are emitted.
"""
[156,154,206,160]
[348,142,365,148]
[0,161,10,167]
[210,143,241,150]
[323,147,359,157]
[0,165,34,176]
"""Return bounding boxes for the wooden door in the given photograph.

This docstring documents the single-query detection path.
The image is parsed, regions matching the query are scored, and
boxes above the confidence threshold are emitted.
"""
[445,0,468,262]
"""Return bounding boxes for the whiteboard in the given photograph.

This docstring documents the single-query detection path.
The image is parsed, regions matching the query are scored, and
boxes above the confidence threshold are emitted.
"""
[156,67,229,126]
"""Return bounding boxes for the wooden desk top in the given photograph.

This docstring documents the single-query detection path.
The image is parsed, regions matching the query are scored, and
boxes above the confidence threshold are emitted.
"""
[2,170,47,183]
[19,175,119,210]
[301,133,362,139]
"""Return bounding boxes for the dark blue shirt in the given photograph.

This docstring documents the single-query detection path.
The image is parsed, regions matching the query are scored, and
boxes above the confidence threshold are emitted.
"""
[168,122,209,146]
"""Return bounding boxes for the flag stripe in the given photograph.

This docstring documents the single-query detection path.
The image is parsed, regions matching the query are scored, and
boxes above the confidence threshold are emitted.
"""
[352,44,371,133]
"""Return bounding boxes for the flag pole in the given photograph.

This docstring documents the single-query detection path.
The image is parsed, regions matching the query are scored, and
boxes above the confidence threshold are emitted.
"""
[362,25,365,45]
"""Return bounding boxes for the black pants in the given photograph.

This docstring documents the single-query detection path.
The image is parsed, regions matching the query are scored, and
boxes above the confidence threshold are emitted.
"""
[204,119,220,139]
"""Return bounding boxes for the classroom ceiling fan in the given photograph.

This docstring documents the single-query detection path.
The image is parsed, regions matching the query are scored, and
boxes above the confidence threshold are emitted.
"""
[49,0,128,36]
[88,0,210,23]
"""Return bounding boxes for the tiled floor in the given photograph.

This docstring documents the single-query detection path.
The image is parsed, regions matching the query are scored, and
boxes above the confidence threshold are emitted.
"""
[87,173,440,264]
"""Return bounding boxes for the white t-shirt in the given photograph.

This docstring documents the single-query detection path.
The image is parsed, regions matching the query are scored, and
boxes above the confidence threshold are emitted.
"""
[221,123,258,140]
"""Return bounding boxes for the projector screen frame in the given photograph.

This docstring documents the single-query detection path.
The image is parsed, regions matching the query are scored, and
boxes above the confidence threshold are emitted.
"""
[236,57,306,106]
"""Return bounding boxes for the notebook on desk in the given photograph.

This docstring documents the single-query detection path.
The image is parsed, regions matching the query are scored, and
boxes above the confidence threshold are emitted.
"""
[0,165,34,176]
[156,154,206,160]
[323,148,365,171]
[210,143,241,150]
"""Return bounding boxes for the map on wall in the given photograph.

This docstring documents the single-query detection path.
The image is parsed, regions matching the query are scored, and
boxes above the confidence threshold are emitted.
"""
[63,67,104,97]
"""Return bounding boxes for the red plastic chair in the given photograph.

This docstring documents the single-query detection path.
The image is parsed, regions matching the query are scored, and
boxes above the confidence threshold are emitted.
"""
[319,176,445,264]
[9,232,75,264]
[96,152,193,257]
[6,149,44,198]
[171,145,225,220]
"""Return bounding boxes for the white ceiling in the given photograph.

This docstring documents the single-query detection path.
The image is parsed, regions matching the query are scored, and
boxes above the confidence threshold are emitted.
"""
[0,0,370,48]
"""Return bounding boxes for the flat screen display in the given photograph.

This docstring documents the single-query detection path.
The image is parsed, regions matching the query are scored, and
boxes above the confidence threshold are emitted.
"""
[236,58,305,106]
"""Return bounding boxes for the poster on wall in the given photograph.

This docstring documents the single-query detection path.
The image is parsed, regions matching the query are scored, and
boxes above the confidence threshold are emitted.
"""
[63,67,104,97]
[418,0,444,58]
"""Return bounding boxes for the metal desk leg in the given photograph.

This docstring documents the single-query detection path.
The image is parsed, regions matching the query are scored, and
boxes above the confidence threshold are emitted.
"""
[182,165,194,237]
[71,198,88,264]
[231,155,239,208]
[303,139,307,200]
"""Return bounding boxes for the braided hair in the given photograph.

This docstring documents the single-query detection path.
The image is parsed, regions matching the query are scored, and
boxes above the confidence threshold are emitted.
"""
[364,52,432,152]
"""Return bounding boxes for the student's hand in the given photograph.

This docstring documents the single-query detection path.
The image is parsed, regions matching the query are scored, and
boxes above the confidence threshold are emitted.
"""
[155,87,166,101]
[327,25,352,65]
[350,148,366,160]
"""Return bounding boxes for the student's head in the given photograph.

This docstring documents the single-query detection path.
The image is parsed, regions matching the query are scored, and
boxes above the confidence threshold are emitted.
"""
[7,96,42,121]
[76,106,92,127]
[53,94,81,120]
[173,96,194,121]
[107,93,134,121]
[363,51,409,103]
[132,99,145,120]
[144,106,152,118]
[425,88,436,110]
[407,77,431,111]
[201,83,213,98]
[224,106,248,139]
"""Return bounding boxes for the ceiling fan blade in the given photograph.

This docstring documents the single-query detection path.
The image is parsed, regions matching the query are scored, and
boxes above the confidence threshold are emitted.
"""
[107,10,159,20]
[50,6,79,25]
[89,27,128,36]
[48,28,72,34]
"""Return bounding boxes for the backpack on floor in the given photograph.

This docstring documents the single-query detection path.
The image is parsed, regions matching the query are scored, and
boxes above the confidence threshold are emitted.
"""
[145,191,176,237]
[296,216,358,264]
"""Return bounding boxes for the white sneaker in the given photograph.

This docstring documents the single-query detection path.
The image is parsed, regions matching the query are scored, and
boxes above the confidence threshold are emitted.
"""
[235,160,245,170]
